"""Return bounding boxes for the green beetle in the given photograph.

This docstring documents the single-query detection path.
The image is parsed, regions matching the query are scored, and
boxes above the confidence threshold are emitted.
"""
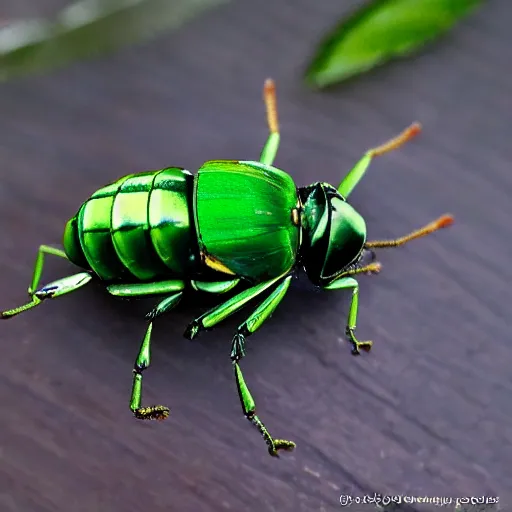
[1,79,453,457]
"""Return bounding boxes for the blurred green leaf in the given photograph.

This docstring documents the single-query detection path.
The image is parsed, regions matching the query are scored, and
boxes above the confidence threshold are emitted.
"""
[305,0,484,88]
[0,0,230,82]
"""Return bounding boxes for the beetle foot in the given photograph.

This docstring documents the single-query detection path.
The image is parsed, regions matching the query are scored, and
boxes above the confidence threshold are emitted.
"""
[230,333,246,361]
[346,328,373,355]
[366,262,382,274]
[351,340,373,355]
[268,439,296,457]
[0,308,20,320]
[133,405,170,421]
[183,321,200,340]
[0,295,42,319]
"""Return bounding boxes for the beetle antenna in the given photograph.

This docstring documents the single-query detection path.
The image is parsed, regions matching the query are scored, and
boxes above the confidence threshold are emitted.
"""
[264,78,279,134]
[368,122,422,157]
[338,122,422,198]
[365,214,454,248]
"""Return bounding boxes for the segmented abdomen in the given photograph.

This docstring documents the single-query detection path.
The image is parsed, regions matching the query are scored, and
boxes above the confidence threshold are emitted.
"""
[63,167,198,281]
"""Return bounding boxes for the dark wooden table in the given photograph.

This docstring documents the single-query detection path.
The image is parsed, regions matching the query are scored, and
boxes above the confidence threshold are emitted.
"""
[1,1,510,511]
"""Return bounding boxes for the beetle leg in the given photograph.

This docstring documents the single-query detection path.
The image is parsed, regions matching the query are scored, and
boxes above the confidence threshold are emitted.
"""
[27,244,69,297]
[183,275,284,340]
[105,280,185,420]
[337,123,422,198]
[259,78,281,166]
[230,275,292,360]
[190,279,240,294]
[129,291,183,421]
[229,275,295,456]
[185,272,295,456]
[234,362,296,457]
[324,277,373,355]
[106,279,185,298]
[1,272,92,319]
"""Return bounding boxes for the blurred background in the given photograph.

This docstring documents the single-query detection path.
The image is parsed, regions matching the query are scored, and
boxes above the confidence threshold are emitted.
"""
[0,1,510,511]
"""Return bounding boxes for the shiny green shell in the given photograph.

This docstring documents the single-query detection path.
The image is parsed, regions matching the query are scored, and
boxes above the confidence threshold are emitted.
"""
[62,161,301,284]
[63,167,196,281]
[194,160,301,281]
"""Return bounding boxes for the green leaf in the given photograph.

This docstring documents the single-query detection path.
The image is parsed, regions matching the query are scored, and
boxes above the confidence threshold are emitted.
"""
[0,0,230,82]
[305,0,485,88]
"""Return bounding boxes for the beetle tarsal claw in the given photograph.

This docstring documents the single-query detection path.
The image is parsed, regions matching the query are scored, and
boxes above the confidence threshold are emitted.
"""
[351,341,373,355]
[346,328,373,355]
[269,439,296,457]
[366,262,381,274]
[133,405,170,421]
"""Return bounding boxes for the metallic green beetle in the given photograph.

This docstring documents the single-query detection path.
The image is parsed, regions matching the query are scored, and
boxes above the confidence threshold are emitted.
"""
[1,79,453,457]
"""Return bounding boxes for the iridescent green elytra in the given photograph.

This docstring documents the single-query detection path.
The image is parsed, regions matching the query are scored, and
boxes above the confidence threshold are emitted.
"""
[1,79,454,457]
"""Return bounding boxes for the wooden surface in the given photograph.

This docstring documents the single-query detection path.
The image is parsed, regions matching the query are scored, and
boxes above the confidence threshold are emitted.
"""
[0,1,511,511]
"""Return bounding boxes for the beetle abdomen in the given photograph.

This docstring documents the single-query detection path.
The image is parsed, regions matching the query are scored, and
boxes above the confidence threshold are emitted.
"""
[63,167,197,281]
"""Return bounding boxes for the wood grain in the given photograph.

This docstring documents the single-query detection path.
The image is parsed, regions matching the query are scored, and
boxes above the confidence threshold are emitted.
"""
[0,1,510,511]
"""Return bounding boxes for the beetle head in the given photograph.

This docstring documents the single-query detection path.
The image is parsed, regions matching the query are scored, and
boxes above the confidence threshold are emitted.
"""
[299,183,366,286]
